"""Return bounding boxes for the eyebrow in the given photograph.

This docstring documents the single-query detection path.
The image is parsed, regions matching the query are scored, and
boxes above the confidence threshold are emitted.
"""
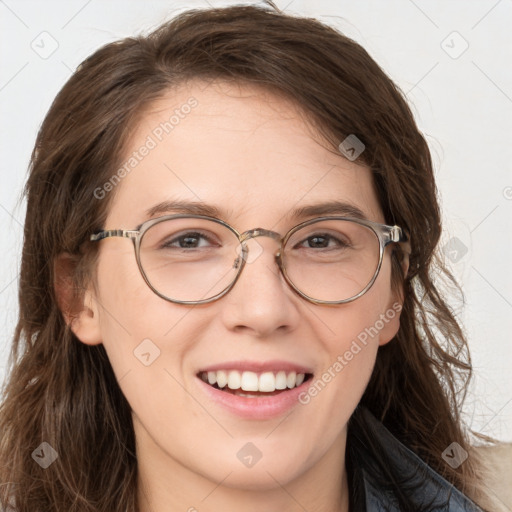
[142,199,368,226]
[145,200,223,219]
[291,201,367,220]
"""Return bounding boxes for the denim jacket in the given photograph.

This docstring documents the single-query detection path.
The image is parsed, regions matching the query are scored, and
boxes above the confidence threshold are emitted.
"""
[346,407,484,511]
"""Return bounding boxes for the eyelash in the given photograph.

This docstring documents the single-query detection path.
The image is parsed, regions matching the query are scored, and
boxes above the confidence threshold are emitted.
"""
[160,231,351,250]
[296,234,351,250]
[161,231,219,249]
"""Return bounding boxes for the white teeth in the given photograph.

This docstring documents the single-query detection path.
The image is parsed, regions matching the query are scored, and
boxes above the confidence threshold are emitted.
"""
[200,369,307,393]
[227,370,241,390]
[275,371,287,390]
[216,370,228,389]
[259,372,276,392]
[240,371,259,391]
[286,371,296,389]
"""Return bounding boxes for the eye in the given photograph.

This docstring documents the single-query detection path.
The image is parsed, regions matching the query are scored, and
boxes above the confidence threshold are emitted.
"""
[161,231,218,250]
[296,233,351,250]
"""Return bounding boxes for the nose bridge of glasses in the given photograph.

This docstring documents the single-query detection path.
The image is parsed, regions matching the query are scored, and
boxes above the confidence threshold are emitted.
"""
[237,228,283,265]
[239,228,282,244]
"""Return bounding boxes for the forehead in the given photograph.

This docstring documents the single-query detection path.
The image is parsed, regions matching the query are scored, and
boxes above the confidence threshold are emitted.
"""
[105,80,383,230]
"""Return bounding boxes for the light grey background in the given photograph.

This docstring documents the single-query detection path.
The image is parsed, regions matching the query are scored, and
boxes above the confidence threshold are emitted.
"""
[1,0,511,441]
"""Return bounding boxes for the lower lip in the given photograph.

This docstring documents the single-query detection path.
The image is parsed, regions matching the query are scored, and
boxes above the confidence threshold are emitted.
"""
[196,377,311,420]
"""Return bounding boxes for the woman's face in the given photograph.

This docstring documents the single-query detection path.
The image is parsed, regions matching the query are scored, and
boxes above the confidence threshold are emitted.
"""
[74,80,402,495]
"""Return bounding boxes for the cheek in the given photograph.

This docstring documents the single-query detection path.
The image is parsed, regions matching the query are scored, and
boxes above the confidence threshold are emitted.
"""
[93,250,196,382]
[93,253,211,445]
[315,300,382,393]
[319,272,396,355]
[308,256,398,408]
[290,302,383,470]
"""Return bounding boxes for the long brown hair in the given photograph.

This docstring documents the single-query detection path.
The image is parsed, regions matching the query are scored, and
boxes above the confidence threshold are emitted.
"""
[0,3,494,510]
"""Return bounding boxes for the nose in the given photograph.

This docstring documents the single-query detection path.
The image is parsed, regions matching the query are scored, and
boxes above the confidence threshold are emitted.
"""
[219,235,301,338]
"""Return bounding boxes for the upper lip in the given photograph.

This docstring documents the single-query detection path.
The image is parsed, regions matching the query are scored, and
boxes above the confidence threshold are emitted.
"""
[197,360,314,374]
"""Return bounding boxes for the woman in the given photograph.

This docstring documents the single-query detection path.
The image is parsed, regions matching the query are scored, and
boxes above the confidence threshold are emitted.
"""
[0,3,496,511]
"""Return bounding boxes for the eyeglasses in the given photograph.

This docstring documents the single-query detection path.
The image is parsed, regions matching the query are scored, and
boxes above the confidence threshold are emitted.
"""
[90,214,408,305]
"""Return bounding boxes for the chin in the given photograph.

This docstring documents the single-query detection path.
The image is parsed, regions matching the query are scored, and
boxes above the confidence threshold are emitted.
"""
[214,465,302,492]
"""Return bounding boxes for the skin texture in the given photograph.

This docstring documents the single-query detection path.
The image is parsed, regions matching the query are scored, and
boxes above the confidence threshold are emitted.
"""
[67,80,405,512]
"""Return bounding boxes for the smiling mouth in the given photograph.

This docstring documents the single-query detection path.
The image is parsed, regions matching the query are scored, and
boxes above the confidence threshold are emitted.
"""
[198,370,313,397]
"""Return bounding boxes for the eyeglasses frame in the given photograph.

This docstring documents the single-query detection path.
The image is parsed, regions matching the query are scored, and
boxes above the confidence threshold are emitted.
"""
[90,214,409,305]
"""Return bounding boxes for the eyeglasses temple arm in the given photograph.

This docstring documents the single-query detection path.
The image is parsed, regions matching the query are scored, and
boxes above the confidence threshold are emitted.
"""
[90,230,139,242]
[388,225,411,258]
[388,225,406,243]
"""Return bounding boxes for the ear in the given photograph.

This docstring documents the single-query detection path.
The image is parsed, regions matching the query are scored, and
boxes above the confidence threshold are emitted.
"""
[378,242,410,347]
[54,253,103,346]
